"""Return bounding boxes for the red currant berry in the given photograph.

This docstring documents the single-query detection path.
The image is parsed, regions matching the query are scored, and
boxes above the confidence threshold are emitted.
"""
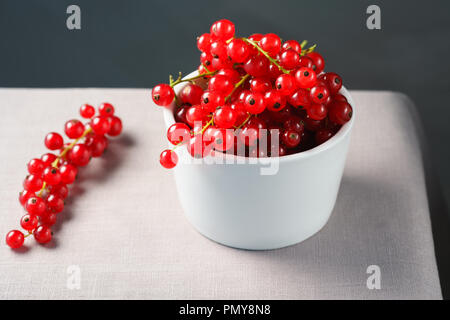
[248,33,263,41]
[243,55,270,77]
[267,63,282,80]
[98,102,115,117]
[250,77,271,94]
[328,101,353,125]
[214,106,237,128]
[260,33,281,57]
[211,19,235,40]
[212,128,235,151]
[46,194,64,213]
[26,197,46,216]
[304,116,323,132]
[201,91,225,113]
[80,104,95,118]
[298,56,313,69]
[333,93,348,103]
[275,74,297,96]
[230,102,248,125]
[187,135,212,158]
[282,129,301,148]
[295,67,317,89]
[320,72,343,95]
[43,167,62,186]
[307,103,327,120]
[283,116,305,134]
[44,132,64,150]
[91,116,111,135]
[40,211,57,227]
[279,49,300,70]
[70,144,91,166]
[41,153,57,167]
[315,129,334,145]
[244,92,266,114]
[200,51,213,68]
[23,174,43,192]
[186,105,207,127]
[107,116,123,137]
[34,225,52,244]
[49,184,69,199]
[86,134,108,157]
[59,164,77,184]
[310,85,330,104]
[217,68,241,84]
[227,38,250,63]
[282,40,302,54]
[307,52,325,74]
[174,105,188,126]
[64,120,85,139]
[238,125,259,147]
[19,190,34,206]
[210,40,227,59]
[211,57,233,70]
[27,158,45,175]
[167,123,191,145]
[288,89,311,108]
[197,33,212,52]
[208,74,234,96]
[20,214,38,231]
[179,84,204,105]
[264,90,287,112]
[152,84,175,107]
[6,230,24,249]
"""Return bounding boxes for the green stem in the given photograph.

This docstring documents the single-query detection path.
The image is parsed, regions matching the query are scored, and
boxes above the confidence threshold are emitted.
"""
[225,74,250,102]
[235,113,252,130]
[169,70,218,88]
[243,38,289,74]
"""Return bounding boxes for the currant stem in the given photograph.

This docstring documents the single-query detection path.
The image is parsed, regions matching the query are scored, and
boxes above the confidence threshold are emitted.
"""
[169,70,218,88]
[235,113,252,130]
[225,73,250,102]
[37,127,93,198]
[243,38,290,74]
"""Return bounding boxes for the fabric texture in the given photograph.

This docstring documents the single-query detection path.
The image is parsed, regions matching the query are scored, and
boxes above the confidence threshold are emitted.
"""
[0,89,442,299]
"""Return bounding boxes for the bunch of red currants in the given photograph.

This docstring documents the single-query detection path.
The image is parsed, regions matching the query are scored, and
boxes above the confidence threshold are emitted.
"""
[5,103,123,249]
[152,19,353,169]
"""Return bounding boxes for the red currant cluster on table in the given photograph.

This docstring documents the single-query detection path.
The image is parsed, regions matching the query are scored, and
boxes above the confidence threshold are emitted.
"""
[152,19,353,169]
[5,103,123,249]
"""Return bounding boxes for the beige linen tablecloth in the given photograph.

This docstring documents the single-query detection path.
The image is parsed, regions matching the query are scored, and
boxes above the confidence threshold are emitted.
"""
[0,89,442,299]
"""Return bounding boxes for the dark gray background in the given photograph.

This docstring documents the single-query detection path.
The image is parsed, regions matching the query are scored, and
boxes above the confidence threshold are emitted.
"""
[1,0,450,295]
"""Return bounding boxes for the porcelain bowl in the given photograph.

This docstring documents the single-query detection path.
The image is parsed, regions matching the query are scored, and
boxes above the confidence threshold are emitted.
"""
[162,71,355,250]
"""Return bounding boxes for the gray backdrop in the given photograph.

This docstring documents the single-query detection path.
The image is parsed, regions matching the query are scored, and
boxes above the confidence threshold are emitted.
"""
[1,0,450,293]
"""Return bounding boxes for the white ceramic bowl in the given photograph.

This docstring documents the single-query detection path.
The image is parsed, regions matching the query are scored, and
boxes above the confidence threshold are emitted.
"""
[163,71,355,250]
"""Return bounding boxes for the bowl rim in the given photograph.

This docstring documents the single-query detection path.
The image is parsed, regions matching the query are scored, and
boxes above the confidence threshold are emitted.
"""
[162,70,355,163]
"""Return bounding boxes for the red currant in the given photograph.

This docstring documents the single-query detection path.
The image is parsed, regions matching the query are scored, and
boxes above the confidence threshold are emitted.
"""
[217,68,241,84]
[26,197,47,216]
[23,174,43,192]
[328,101,353,125]
[6,230,24,249]
[33,225,52,244]
[211,19,235,40]
[230,102,248,125]
[282,129,301,148]
[64,120,85,139]
[59,164,78,184]
[20,214,38,231]
[310,85,330,104]
[86,134,108,157]
[80,104,95,118]
[267,63,282,80]
[210,40,227,59]
[48,184,69,199]
[282,40,302,54]
[40,211,57,227]
[244,92,266,114]
[333,93,348,103]
[238,125,259,147]
[227,38,250,63]
[19,190,34,206]
[186,105,207,127]
[201,91,225,113]
[27,158,45,175]
[288,89,311,108]
[264,90,287,112]
[294,67,317,89]
[179,84,203,105]
[315,129,334,145]
[320,72,343,95]
[91,116,111,135]
[208,74,234,96]
[46,194,64,213]
[260,33,281,57]
[284,116,305,134]
[152,84,175,106]
[214,106,237,128]
[212,128,235,151]
[298,56,313,69]
[243,55,270,77]
[43,167,62,186]
[275,74,297,96]
[44,132,64,150]
[250,77,271,94]
[167,123,191,145]
[197,33,212,52]
[98,103,115,116]
[187,135,212,158]
[279,49,300,70]
[307,103,327,120]
[107,116,123,136]
[41,153,57,167]
[70,144,91,166]
[307,52,325,74]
